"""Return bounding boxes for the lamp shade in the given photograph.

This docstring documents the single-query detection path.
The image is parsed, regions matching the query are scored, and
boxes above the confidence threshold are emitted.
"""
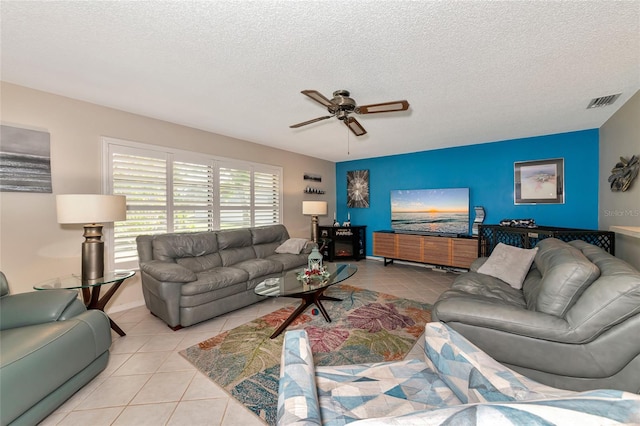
[56,194,126,224]
[302,201,327,216]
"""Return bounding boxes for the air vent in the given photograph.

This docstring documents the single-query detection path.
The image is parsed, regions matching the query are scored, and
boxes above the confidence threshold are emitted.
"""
[587,93,621,109]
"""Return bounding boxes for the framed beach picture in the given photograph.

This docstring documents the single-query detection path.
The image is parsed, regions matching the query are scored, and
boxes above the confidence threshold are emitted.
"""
[514,158,564,204]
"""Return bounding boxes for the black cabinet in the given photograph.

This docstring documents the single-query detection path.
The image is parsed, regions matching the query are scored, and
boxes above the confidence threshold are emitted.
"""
[318,226,366,262]
[478,224,615,256]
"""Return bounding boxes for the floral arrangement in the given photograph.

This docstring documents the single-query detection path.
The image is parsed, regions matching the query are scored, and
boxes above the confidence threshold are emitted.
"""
[297,266,330,282]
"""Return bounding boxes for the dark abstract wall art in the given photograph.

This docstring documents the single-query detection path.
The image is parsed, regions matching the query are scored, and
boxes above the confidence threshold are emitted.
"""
[347,169,370,208]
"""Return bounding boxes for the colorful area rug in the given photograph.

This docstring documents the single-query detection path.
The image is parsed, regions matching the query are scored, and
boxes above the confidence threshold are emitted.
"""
[180,284,431,425]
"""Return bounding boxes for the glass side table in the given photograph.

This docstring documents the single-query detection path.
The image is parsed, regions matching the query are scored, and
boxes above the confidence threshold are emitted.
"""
[34,270,135,336]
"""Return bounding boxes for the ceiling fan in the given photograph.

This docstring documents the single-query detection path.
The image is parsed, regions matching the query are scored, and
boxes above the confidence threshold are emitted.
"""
[290,90,409,136]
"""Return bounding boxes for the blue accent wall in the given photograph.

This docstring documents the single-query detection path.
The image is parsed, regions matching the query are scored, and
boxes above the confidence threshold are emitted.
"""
[336,129,599,256]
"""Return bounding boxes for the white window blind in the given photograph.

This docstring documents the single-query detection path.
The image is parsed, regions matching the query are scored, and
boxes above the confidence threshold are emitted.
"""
[104,138,282,270]
[254,170,281,226]
[111,150,168,266]
[173,160,214,233]
[219,166,252,229]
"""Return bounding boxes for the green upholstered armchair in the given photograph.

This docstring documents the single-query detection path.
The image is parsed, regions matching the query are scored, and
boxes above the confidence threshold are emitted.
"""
[0,272,112,426]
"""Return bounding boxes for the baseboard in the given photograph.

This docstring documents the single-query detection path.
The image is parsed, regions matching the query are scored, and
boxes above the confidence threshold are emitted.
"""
[366,255,465,273]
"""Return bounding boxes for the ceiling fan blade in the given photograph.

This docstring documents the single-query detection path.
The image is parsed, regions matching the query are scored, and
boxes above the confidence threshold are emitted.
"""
[356,100,409,114]
[289,115,332,128]
[301,90,334,107]
[345,117,367,136]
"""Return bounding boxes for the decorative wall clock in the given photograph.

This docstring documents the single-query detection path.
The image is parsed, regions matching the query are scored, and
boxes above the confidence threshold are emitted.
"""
[609,154,639,192]
[347,170,370,208]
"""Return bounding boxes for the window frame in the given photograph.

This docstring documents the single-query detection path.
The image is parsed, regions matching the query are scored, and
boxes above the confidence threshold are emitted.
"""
[102,137,283,271]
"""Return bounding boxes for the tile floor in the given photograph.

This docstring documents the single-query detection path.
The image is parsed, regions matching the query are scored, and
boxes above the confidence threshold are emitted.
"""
[39,260,458,425]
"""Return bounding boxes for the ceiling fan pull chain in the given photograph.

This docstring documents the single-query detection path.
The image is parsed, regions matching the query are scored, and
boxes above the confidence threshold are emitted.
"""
[347,124,350,155]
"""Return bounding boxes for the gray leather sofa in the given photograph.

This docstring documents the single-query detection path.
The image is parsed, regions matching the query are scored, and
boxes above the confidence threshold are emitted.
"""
[136,224,312,329]
[0,272,112,426]
[432,238,640,393]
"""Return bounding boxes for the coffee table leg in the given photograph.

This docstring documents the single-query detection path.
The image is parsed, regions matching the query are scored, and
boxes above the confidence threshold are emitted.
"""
[313,299,331,322]
[270,289,343,339]
[270,296,314,339]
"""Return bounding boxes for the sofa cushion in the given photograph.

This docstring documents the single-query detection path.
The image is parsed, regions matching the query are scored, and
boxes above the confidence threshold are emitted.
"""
[152,232,218,262]
[140,260,197,282]
[181,267,249,296]
[275,238,309,255]
[476,243,538,289]
[217,228,253,250]
[524,238,600,317]
[181,282,248,307]
[252,225,289,258]
[233,258,283,280]
[266,253,308,271]
[251,224,289,245]
[217,229,258,266]
[443,272,527,308]
[220,247,257,266]
[177,253,223,273]
[569,240,639,276]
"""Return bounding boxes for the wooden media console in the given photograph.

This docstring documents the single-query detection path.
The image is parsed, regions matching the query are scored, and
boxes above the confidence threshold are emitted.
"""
[373,230,478,269]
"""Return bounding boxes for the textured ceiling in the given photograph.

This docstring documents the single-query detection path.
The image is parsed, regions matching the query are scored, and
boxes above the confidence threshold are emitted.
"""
[1,1,639,162]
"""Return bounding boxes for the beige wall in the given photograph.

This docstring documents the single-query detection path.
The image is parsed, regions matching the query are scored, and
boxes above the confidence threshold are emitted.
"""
[0,82,336,311]
[599,89,640,269]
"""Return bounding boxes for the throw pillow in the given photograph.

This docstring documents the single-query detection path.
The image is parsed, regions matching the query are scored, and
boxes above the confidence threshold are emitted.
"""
[477,243,538,289]
[275,238,309,254]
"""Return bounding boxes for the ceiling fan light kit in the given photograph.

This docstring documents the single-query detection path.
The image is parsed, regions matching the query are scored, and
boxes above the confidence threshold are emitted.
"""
[290,89,409,136]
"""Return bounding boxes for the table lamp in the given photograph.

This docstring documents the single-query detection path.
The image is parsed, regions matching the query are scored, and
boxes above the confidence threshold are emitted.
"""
[56,194,126,282]
[302,201,327,243]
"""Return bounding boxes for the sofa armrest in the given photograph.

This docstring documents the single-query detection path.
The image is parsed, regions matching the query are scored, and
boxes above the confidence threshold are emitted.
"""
[469,257,487,272]
[277,330,321,426]
[433,298,578,341]
[140,260,197,283]
[0,290,85,330]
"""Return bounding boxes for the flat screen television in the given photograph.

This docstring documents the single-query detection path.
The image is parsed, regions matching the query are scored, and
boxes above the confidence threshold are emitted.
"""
[390,188,470,236]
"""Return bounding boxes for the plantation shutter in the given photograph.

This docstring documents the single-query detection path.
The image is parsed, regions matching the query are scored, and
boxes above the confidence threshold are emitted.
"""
[110,149,168,267]
[219,166,252,229]
[254,169,281,226]
[173,160,214,232]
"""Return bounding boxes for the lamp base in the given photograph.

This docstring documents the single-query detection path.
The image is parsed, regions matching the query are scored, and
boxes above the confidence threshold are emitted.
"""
[310,215,319,243]
[82,224,104,282]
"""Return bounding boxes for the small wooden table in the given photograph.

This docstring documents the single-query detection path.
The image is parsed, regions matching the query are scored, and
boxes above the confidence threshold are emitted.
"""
[34,270,135,336]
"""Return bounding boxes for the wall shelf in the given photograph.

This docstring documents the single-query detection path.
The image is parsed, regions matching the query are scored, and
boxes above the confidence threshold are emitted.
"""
[303,187,325,194]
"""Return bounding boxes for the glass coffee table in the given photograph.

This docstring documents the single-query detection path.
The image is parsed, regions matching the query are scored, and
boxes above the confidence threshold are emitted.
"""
[255,263,357,338]
[34,270,135,336]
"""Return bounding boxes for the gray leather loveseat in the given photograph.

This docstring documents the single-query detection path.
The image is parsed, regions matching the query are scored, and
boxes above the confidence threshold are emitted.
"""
[0,272,112,426]
[136,224,312,329]
[433,238,640,393]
